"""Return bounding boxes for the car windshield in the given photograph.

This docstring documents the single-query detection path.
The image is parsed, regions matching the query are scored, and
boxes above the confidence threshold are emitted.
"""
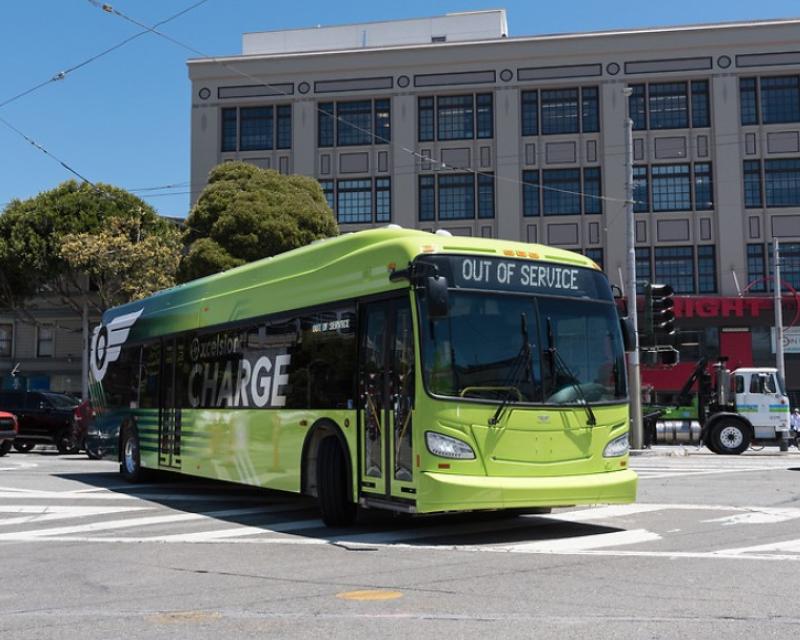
[418,291,627,405]
[42,393,79,409]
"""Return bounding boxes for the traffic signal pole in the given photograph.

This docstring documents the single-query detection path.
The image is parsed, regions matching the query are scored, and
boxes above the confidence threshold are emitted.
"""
[623,88,644,449]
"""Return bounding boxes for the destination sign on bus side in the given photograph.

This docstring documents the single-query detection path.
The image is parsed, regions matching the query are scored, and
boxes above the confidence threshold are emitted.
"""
[428,256,609,299]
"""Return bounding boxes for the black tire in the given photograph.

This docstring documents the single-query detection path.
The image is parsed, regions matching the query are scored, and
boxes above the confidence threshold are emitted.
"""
[86,447,103,460]
[13,440,34,453]
[55,427,79,455]
[710,419,750,455]
[0,440,12,457]
[316,436,356,527]
[120,425,144,483]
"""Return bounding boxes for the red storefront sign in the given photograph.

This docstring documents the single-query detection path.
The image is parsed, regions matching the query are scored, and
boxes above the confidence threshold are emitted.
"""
[673,296,774,320]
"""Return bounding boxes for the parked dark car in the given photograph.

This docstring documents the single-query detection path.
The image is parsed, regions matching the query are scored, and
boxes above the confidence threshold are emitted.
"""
[0,391,84,454]
[0,411,18,456]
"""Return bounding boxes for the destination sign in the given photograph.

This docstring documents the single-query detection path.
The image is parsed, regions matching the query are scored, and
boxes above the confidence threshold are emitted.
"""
[419,255,612,300]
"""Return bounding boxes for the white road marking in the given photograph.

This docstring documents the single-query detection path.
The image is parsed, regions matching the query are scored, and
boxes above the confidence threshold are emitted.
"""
[0,505,147,527]
[0,506,297,541]
[717,538,800,555]
[492,528,661,553]
[0,490,273,502]
[702,507,800,526]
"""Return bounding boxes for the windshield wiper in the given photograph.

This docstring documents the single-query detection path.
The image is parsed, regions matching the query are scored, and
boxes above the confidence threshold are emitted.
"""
[489,313,532,426]
[545,317,597,426]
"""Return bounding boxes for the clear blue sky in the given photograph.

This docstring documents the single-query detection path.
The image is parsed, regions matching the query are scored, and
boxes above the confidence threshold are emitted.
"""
[1,0,797,217]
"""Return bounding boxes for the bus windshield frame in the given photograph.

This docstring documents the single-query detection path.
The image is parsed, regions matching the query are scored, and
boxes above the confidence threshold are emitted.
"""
[415,255,628,408]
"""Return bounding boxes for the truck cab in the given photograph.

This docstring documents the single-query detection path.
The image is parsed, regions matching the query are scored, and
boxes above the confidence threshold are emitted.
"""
[732,367,791,441]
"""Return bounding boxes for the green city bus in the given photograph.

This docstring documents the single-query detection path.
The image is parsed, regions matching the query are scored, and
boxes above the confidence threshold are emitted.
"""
[87,227,636,525]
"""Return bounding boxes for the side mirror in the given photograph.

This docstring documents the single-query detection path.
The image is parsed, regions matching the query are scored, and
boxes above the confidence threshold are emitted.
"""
[425,276,449,319]
[620,317,635,352]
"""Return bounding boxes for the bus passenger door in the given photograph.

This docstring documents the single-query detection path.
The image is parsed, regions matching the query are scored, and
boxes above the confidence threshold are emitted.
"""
[158,338,182,469]
[358,297,415,502]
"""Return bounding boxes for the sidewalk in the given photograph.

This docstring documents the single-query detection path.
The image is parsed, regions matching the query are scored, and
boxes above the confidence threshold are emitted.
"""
[631,444,800,457]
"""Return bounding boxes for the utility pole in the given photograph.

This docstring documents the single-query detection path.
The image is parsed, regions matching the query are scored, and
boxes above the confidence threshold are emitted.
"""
[623,86,644,449]
[773,239,785,381]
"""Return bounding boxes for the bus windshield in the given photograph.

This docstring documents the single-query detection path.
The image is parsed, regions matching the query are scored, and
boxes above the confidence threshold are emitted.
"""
[418,291,627,405]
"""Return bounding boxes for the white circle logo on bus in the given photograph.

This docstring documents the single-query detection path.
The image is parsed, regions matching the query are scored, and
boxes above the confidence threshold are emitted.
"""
[90,309,144,382]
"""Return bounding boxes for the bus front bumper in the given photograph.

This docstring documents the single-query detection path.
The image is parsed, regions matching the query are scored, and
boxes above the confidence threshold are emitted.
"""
[416,468,638,513]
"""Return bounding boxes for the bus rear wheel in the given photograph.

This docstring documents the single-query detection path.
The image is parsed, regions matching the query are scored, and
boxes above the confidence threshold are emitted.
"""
[316,436,356,527]
[120,426,144,483]
[710,419,750,455]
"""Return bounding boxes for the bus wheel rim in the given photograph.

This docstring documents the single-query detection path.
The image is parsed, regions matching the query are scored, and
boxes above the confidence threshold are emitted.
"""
[720,426,743,448]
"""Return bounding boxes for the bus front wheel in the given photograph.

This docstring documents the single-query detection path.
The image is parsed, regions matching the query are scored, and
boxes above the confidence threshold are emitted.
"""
[316,436,356,527]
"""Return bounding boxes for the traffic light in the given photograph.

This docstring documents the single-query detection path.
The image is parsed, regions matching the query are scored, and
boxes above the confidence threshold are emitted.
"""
[648,283,675,339]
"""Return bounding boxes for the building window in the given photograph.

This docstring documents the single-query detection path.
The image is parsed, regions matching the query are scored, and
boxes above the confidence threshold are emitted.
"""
[633,166,649,212]
[521,91,538,136]
[337,101,373,146]
[635,247,651,293]
[697,245,717,293]
[318,102,335,147]
[522,168,601,216]
[778,242,800,289]
[276,105,292,149]
[765,158,800,207]
[336,179,372,223]
[691,80,710,128]
[37,325,54,358]
[652,164,692,211]
[438,174,475,219]
[418,97,434,142]
[477,174,495,219]
[694,163,713,210]
[522,170,540,217]
[521,87,599,136]
[220,105,293,152]
[374,99,391,144]
[583,167,602,214]
[760,76,800,124]
[630,81,709,130]
[743,160,763,208]
[419,175,435,221]
[542,169,581,215]
[747,243,767,292]
[438,95,474,140]
[323,178,392,224]
[541,89,579,135]
[0,323,12,358]
[584,248,604,270]
[239,106,273,151]
[582,87,600,133]
[654,246,695,294]
[630,85,647,130]
[318,99,390,147]
[740,78,758,125]
[417,173,494,221]
[649,82,689,129]
[636,164,713,212]
[221,108,237,152]
[420,94,493,142]
[375,178,391,223]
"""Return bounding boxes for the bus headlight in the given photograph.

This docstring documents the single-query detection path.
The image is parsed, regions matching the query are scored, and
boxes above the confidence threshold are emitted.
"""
[603,433,629,457]
[425,431,475,460]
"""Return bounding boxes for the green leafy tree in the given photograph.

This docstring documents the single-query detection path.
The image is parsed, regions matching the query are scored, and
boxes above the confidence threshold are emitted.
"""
[179,162,338,282]
[0,180,180,318]
[59,215,182,309]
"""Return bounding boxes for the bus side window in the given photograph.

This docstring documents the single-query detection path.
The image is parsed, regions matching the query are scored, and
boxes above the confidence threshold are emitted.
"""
[734,375,744,394]
[139,342,161,408]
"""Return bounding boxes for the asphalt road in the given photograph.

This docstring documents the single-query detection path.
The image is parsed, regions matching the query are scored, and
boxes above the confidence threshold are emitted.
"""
[1,447,799,639]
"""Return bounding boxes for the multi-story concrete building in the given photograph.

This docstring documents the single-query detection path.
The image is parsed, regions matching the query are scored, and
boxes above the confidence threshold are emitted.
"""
[188,10,800,399]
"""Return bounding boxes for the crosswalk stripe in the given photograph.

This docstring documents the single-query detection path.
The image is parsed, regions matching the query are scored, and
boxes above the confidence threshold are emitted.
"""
[0,505,147,527]
[494,528,661,553]
[0,505,303,541]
